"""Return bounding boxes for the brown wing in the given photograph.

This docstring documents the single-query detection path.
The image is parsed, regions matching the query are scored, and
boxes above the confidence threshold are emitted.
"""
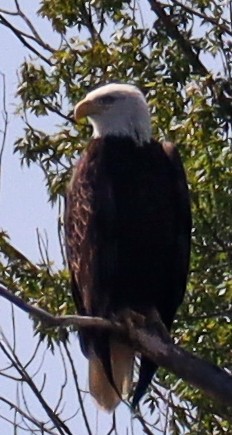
[132,140,191,407]
[65,154,95,317]
[64,139,134,411]
[162,141,192,305]
[64,139,118,318]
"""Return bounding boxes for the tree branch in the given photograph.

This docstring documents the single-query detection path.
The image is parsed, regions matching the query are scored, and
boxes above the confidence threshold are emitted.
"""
[0,338,72,435]
[0,72,8,192]
[0,284,232,410]
[63,341,92,435]
[0,283,114,330]
[0,397,56,434]
[147,0,232,121]
[79,1,103,44]
[147,0,209,76]
[13,0,55,53]
[171,0,232,38]
[0,14,51,65]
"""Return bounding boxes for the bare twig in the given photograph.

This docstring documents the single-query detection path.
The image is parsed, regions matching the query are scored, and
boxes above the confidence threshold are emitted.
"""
[1,14,53,55]
[171,0,232,37]
[63,341,92,435]
[0,14,51,65]
[57,197,67,268]
[147,0,232,121]
[0,340,72,435]
[0,8,18,16]
[13,0,55,53]
[133,411,154,435]
[0,232,40,273]
[80,1,103,43]
[0,72,8,191]
[36,229,52,271]
[53,346,69,415]
[43,102,75,123]
[107,412,117,435]
[0,397,56,434]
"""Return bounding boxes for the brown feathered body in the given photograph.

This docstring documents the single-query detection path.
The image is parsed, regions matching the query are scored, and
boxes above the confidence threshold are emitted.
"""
[64,134,191,410]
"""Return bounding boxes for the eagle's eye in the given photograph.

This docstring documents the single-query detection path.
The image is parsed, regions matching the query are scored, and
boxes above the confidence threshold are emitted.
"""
[98,95,116,105]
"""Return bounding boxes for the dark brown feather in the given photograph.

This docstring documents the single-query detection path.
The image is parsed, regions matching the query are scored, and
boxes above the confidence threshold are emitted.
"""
[64,135,191,409]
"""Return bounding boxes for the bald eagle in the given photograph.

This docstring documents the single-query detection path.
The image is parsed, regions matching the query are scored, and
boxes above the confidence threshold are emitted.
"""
[64,83,191,411]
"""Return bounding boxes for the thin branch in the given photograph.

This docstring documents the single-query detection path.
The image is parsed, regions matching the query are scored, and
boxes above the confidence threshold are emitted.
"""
[0,341,72,435]
[57,197,67,268]
[133,411,154,435]
[10,304,17,354]
[0,283,112,330]
[63,341,92,435]
[147,0,232,121]
[1,284,232,411]
[53,346,69,415]
[171,0,232,37]
[0,397,56,434]
[0,233,40,274]
[0,328,72,434]
[0,371,22,382]
[0,14,51,65]
[80,1,103,44]
[148,0,210,76]
[36,229,52,271]
[0,8,18,16]
[177,310,232,322]
[0,72,8,192]
[0,14,54,55]
[13,0,55,53]
[0,414,30,433]
[23,340,43,371]
[43,102,75,123]
[107,412,117,435]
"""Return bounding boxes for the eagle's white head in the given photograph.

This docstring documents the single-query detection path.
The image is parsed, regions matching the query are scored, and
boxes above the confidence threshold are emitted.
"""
[74,83,152,145]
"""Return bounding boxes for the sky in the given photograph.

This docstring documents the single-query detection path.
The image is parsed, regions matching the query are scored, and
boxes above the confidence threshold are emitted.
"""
[0,1,229,433]
[0,1,61,264]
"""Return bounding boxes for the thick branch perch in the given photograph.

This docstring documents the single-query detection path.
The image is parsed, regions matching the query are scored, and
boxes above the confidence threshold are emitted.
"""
[0,284,232,409]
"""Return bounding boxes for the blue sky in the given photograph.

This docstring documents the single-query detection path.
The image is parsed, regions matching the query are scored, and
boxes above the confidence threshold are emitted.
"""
[0,1,61,264]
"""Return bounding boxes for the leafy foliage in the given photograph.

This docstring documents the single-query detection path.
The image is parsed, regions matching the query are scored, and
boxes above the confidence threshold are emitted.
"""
[1,0,232,433]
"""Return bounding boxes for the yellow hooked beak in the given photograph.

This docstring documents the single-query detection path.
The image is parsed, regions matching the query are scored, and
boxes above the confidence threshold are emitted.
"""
[74,98,100,122]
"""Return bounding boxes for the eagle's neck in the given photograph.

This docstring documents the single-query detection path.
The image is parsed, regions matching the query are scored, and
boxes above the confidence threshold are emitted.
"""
[88,107,152,146]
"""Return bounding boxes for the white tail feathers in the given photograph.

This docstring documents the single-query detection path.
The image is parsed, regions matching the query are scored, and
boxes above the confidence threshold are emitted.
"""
[89,340,134,412]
